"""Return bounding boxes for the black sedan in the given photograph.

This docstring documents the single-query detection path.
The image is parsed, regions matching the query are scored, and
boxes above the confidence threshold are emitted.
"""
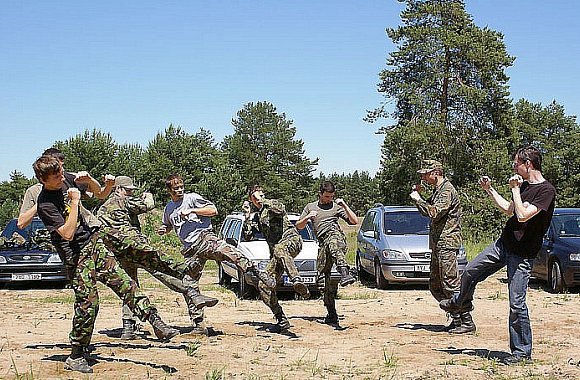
[532,208,580,293]
[0,217,67,286]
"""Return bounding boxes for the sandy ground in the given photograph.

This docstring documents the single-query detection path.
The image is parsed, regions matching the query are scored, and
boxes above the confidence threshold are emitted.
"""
[1,268,579,380]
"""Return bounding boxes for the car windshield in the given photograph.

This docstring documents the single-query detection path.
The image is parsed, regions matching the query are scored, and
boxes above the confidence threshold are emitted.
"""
[383,211,429,235]
[1,218,48,243]
[554,214,580,237]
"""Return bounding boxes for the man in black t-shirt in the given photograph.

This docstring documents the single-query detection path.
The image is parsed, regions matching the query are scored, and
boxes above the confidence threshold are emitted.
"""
[440,146,556,365]
[34,156,179,374]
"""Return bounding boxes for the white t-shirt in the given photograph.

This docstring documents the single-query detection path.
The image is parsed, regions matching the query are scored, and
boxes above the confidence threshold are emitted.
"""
[162,192,214,248]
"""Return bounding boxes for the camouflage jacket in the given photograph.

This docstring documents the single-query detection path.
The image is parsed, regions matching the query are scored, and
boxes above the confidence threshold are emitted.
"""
[97,192,153,235]
[414,178,462,250]
[243,198,300,245]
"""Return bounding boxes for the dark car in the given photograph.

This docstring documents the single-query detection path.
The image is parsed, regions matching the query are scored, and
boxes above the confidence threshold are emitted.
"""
[356,204,467,289]
[0,217,67,286]
[532,208,580,293]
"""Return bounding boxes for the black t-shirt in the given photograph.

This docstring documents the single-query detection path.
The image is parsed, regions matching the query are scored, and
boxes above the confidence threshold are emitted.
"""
[501,181,556,259]
[37,188,93,265]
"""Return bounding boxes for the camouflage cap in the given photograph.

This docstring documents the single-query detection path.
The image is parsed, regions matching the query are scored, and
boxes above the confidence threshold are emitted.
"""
[417,160,443,174]
[114,175,137,189]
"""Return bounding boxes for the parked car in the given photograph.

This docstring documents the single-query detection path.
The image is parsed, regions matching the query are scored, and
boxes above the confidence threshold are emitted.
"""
[217,212,339,298]
[532,208,580,293]
[356,204,467,289]
[0,217,67,286]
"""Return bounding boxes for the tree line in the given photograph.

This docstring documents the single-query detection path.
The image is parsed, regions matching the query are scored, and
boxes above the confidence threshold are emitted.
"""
[1,0,579,242]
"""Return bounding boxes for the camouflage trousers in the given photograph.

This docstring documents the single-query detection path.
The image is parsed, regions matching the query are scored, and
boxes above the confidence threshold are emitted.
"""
[67,237,154,348]
[257,236,302,316]
[181,230,253,319]
[317,232,348,311]
[100,230,202,323]
[429,246,461,302]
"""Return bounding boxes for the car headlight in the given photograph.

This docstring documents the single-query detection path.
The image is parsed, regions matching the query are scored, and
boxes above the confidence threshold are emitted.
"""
[0,255,6,264]
[47,253,63,263]
[570,253,580,261]
[382,249,406,260]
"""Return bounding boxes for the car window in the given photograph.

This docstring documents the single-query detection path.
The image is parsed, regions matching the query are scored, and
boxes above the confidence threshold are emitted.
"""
[295,221,316,241]
[361,211,377,233]
[228,220,242,240]
[384,211,429,235]
[219,219,232,239]
[554,214,580,237]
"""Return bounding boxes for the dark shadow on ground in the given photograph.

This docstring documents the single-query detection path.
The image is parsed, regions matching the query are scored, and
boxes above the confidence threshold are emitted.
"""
[292,315,348,331]
[236,320,299,338]
[435,346,511,362]
[395,322,447,332]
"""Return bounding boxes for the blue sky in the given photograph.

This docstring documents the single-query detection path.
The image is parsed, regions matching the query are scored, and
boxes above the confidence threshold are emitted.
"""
[1,1,579,182]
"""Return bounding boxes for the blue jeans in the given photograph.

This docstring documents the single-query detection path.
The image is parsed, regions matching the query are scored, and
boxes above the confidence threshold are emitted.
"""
[452,239,533,358]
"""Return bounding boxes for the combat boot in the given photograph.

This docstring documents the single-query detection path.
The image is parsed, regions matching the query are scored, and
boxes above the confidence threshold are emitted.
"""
[186,288,219,309]
[449,311,476,334]
[247,265,277,289]
[338,266,356,287]
[273,313,291,332]
[120,319,137,340]
[324,303,339,324]
[64,356,93,373]
[191,318,208,335]
[148,311,180,341]
[291,277,310,299]
[436,313,461,332]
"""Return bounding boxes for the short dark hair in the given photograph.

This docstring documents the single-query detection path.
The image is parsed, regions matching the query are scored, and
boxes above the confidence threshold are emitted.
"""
[165,174,184,189]
[33,155,61,182]
[247,184,263,197]
[319,181,336,194]
[42,147,65,162]
[515,146,542,172]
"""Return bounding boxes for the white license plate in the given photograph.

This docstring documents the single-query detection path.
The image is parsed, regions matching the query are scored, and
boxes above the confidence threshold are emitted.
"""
[283,276,315,285]
[414,265,430,273]
[11,273,42,281]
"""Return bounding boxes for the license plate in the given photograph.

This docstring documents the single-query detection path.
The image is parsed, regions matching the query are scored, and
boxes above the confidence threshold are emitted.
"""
[414,265,430,273]
[11,273,42,281]
[283,275,315,286]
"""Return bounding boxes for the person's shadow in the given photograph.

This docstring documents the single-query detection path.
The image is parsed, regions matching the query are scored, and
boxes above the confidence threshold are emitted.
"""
[435,346,512,362]
[236,320,299,338]
[395,322,447,332]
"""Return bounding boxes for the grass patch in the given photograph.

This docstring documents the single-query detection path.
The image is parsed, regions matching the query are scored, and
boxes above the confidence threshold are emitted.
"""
[463,237,493,261]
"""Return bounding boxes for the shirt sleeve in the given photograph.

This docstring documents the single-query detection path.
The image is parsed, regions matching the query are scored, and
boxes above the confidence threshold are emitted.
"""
[530,184,556,212]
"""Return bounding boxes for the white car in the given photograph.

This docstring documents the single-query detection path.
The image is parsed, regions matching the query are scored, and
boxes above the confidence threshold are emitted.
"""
[218,212,339,298]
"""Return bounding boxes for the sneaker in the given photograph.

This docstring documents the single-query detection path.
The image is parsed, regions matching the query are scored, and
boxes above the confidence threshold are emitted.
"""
[64,356,93,373]
[502,355,530,365]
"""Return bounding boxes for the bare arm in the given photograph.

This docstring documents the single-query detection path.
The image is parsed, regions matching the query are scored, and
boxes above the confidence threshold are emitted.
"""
[56,189,81,241]
[336,198,358,225]
[74,172,115,200]
[510,176,540,222]
[480,176,513,216]
[17,205,37,229]
[296,210,316,230]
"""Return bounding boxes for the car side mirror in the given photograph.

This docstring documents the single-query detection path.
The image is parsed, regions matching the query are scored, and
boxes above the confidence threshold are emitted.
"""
[362,230,376,239]
[225,237,238,247]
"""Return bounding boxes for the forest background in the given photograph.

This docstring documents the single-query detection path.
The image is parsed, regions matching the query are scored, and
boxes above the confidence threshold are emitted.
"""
[1,0,579,245]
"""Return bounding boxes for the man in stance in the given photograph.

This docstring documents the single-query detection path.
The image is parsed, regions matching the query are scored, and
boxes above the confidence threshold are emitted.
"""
[296,181,357,326]
[410,160,464,333]
[440,146,556,365]
[34,156,178,374]
[97,175,208,337]
[243,185,307,332]
[157,174,273,327]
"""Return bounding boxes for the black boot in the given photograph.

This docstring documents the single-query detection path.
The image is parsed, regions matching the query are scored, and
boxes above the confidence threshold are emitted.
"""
[186,288,219,309]
[437,313,461,332]
[148,311,180,341]
[247,265,277,289]
[291,277,310,299]
[120,319,137,340]
[324,303,339,324]
[338,266,356,287]
[449,311,476,334]
[273,313,291,333]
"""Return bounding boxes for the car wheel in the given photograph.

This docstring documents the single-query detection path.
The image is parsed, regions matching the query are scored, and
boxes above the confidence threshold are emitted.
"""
[218,264,231,286]
[374,260,388,290]
[237,269,258,299]
[549,259,566,293]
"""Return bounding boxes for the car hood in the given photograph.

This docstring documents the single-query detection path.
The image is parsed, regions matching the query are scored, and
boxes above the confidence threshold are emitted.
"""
[237,240,318,260]
[384,234,430,254]
[554,236,580,251]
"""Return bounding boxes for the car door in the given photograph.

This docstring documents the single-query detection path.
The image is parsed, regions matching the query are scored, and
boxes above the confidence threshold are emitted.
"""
[358,210,380,272]
[533,221,556,280]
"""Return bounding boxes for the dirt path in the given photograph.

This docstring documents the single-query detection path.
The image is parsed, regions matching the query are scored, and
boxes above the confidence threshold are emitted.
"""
[1,269,579,379]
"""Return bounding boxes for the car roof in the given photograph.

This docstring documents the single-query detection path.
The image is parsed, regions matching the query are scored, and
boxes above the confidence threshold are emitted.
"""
[368,204,419,213]
[553,208,580,215]
[225,212,301,221]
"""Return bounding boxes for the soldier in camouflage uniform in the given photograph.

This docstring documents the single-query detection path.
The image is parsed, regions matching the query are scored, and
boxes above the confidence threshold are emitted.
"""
[242,185,308,332]
[97,176,207,338]
[410,159,466,333]
[33,156,178,374]
[296,181,358,326]
[157,174,274,329]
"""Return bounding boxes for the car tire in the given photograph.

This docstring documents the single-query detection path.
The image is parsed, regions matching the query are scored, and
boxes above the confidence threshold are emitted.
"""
[218,264,232,286]
[374,260,388,290]
[237,269,258,299]
[549,259,566,293]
